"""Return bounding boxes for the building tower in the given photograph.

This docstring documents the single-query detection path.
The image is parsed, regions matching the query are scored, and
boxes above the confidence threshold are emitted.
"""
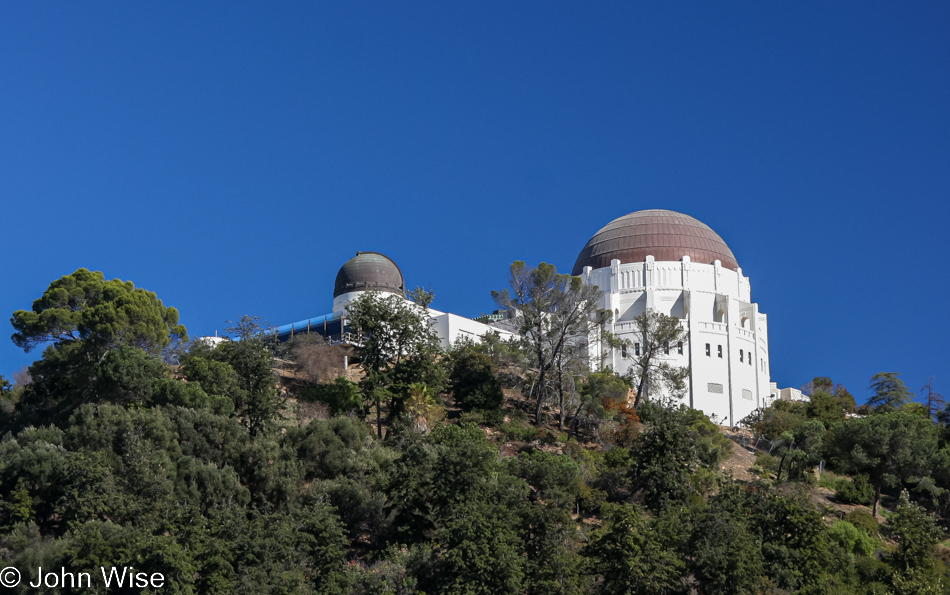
[332,251,406,314]
[574,209,771,425]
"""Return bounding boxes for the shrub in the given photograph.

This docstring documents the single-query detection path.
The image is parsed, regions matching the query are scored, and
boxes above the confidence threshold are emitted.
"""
[449,345,503,411]
[302,377,362,416]
[458,408,504,427]
[458,410,485,425]
[828,520,877,556]
[753,452,780,476]
[845,509,880,537]
[835,474,875,505]
[501,420,538,442]
[818,470,841,490]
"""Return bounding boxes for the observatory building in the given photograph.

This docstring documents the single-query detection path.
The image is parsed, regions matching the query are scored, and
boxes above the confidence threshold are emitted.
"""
[271,210,779,425]
[575,209,771,425]
[275,251,514,348]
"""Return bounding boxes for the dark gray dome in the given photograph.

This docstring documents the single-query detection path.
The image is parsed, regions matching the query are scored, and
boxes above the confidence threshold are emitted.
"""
[333,251,405,298]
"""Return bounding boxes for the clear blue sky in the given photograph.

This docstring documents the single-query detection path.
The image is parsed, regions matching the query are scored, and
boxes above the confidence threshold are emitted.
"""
[2,3,948,404]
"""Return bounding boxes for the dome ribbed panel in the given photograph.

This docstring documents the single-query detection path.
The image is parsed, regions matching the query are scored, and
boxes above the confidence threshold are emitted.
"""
[572,210,738,275]
[333,252,405,298]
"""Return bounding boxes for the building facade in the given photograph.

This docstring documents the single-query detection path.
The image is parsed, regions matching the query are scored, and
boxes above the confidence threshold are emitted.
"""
[276,251,514,348]
[574,210,772,425]
[270,213,783,425]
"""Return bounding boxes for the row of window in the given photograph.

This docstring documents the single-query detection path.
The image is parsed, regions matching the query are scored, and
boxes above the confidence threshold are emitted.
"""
[621,342,684,358]
[704,343,757,367]
[619,342,765,372]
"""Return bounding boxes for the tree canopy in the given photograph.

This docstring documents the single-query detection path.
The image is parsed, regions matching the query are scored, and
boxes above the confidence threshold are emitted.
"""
[11,268,187,357]
[492,261,602,427]
[4,268,950,593]
[345,290,446,437]
[622,311,689,409]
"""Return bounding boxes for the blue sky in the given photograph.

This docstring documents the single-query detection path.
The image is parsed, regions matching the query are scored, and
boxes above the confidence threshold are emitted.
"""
[2,3,948,404]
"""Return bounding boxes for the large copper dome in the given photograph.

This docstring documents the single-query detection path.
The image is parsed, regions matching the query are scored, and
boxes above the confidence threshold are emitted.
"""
[333,251,405,298]
[572,210,738,275]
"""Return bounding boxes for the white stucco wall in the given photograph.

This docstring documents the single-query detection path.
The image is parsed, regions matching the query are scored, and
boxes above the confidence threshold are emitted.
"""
[580,255,771,426]
[334,290,515,350]
[429,310,517,349]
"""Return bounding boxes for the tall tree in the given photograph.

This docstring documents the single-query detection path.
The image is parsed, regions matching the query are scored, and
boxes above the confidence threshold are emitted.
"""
[888,490,942,574]
[9,269,187,424]
[11,268,187,358]
[621,311,689,409]
[346,290,445,438]
[831,411,939,516]
[802,376,855,413]
[492,261,602,427]
[567,370,630,442]
[582,503,684,595]
[868,372,912,413]
[448,343,503,412]
[217,316,282,436]
[920,377,945,422]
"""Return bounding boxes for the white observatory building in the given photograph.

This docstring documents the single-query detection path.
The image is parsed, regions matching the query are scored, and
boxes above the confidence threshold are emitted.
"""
[575,209,772,425]
[276,251,514,349]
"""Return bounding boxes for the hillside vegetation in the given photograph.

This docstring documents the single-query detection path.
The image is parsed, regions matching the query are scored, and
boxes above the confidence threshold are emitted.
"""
[1,268,949,594]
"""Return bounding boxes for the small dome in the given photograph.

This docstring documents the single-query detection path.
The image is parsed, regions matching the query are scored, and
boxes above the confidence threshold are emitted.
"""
[572,209,738,275]
[333,251,405,298]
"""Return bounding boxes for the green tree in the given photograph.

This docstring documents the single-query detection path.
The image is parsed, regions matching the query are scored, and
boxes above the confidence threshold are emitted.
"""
[886,491,948,595]
[212,316,282,436]
[630,403,704,511]
[9,269,187,424]
[507,451,581,510]
[868,372,913,413]
[828,520,877,556]
[746,490,830,591]
[807,389,846,428]
[181,353,243,402]
[11,268,187,357]
[302,376,363,416]
[96,344,167,405]
[690,507,765,595]
[429,501,526,595]
[520,504,585,595]
[835,386,857,413]
[567,370,630,441]
[582,503,684,595]
[346,290,446,438]
[920,377,945,422]
[388,423,511,543]
[492,261,602,427]
[774,419,826,482]
[832,411,939,515]
[622,311,689,410]
[745,399,808,440]
[448,343,504,411]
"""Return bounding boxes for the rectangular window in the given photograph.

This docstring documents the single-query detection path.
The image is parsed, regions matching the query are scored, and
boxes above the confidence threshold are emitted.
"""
[742,389,753,400]
[718,345,723,358]
[621,344,627,358]
[635,343,641,356]
[708,383,724,394]
[677,342,683,355]
[705,343,710,357]
[739,349,743,363]
[664,343,670,355]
